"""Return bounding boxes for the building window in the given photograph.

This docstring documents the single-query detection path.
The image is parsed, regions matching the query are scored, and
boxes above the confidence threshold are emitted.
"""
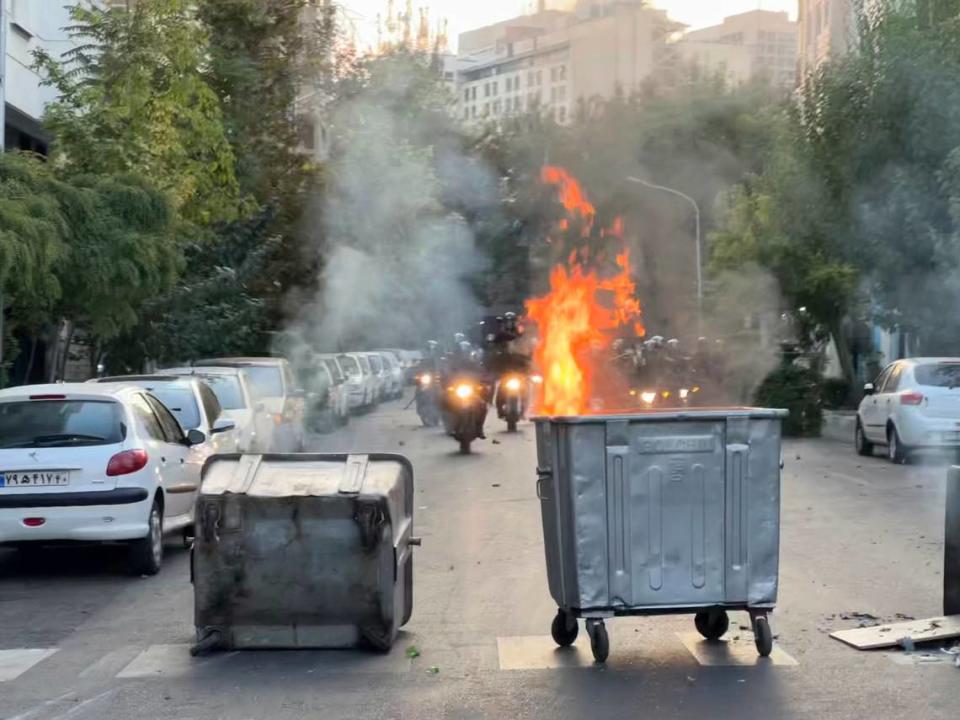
[559,65,566,81]
[559,106,567,123]
[471,106,477,119]
[484,83,490,98]
[536,70,542,86]
[493,100,501,114]
[492,81,498,96]
[483,103,490,116]
[464,88,470,102]
[550,67,557,82]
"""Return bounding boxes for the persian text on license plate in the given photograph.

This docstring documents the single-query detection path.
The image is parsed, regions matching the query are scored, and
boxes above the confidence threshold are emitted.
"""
[0,471,70,488]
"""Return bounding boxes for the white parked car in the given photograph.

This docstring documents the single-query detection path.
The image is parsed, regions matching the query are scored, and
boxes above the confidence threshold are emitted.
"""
[92,375,238,452]
[323,354,367,412]
[344,353,379,409]
[194,358,306,452]
[0,384,208,574]
[856,357,960,463]
[163,367,259,453]
[377,351,405,400]
[363,352,389,402]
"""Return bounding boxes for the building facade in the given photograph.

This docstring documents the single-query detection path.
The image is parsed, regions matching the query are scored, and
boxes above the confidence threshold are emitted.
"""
[675,10,798,89]
[798,0,855,76]
[455,0,681,126]
[2,0,101,153]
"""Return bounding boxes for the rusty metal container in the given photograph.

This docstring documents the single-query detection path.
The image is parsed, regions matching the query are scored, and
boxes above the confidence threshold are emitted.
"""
[191,453,417,653]
[534,409,787,662]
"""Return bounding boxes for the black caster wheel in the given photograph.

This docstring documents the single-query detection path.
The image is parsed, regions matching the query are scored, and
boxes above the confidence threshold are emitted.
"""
[694,609,730,641]
[551,610,579,647]
[586,620,609,664]
[753,615,773,657]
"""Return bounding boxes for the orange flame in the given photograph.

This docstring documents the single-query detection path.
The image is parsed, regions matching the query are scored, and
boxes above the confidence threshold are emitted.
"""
[526,166,645,416]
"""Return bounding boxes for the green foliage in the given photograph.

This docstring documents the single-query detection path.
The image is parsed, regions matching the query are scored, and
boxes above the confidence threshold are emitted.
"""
[197,0,311,205]
[34,0,241,224]
[0,155,66,328]
[754,362,824,437]
[821,377,853,410]
[104,210,277,371]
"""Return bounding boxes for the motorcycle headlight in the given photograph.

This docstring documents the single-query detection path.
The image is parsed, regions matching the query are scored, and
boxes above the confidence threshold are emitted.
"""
[641,391,657,405]
[531,374,544,385]
[455,384,474,400]
[505,377,522,392]
[680,388,690,400]
[419,374,432,387]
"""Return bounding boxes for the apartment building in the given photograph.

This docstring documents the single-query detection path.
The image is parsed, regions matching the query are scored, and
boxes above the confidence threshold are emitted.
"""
[675,10,798,89]
[456,0,681,125]
[798,0,855,76]
[1,0,101,153]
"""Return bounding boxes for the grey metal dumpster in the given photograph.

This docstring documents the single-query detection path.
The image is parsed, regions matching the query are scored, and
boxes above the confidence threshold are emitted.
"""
[535,409,787,662]
[191,453,418,654]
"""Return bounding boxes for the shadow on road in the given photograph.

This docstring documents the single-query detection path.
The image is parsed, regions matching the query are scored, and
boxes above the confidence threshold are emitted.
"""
[0,542,189,579]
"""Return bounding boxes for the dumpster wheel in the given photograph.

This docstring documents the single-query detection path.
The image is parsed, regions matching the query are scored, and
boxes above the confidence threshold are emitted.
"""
[753,615,773,657]
[694,609,729,641]
[551,610,579,647]
[586,620,609,663]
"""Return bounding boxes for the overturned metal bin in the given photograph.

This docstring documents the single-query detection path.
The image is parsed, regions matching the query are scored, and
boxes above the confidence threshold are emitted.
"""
[191,453,418,654]
[535,409,787,662]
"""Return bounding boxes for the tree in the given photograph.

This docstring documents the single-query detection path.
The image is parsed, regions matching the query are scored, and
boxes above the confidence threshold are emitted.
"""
[34,1,241,224]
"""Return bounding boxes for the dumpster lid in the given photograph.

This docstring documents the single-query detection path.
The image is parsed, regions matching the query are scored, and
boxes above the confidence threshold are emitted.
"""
[200,453,413,497]
[532,408,788,424]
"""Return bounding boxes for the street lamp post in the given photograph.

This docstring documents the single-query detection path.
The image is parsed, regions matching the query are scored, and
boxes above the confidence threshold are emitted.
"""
[627,176,703,332]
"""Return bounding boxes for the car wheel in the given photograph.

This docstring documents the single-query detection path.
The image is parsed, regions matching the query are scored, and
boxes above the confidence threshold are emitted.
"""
[888,426,908,465]
[855,420,874,457]
[128,497,164,576]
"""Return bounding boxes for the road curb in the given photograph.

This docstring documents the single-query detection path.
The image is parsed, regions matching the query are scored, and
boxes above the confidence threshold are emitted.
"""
[822,410,856,444]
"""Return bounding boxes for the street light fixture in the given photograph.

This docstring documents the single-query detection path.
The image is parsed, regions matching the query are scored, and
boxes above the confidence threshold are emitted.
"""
[626,176,703,332]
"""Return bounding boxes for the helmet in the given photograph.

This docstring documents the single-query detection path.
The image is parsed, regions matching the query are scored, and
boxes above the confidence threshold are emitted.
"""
[427,340,439,350]
[453,332,466,345]
[459,341,473,354]
[650,335,665,348]
[505,311,517,321]
[667,338,680,350]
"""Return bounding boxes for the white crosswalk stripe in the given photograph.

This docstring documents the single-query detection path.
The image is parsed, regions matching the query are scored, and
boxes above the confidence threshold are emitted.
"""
[0,649,58,682]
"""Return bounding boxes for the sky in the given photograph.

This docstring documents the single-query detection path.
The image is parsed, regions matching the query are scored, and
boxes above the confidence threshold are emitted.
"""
[339,0,797,51]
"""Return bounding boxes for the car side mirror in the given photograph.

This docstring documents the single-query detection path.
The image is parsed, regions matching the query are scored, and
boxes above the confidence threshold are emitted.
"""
[186,428,207,446]
[863,383,876,396]
[211,418,237,435]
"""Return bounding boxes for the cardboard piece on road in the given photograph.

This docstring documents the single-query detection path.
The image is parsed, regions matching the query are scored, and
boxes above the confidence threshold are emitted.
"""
[676,633,799,667]
[830,615,960,650]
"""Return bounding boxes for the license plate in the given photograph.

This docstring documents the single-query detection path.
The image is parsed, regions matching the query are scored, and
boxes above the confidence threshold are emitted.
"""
[0,471,70,488]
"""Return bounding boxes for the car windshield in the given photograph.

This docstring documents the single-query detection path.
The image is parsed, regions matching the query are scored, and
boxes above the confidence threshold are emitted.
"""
[242,366,284,399]
[914,363,960,388]
[197,375,246,410]
[149,387,201,429]
[0,400,125,448]
[338,355,360,376]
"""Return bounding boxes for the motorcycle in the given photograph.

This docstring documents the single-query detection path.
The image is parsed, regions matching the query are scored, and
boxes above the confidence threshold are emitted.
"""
[414,371,441,427]
[441,377,487,454]
[496,373,528,432]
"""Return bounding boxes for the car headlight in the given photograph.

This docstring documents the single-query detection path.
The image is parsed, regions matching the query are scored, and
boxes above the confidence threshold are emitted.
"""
[455,384,474,400]
[505,377,522,392]
[641,391,657,405]
[680,388,690,400]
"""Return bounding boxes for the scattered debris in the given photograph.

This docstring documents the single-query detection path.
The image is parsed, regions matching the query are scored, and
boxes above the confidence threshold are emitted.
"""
[492,483,501,488]
[831,615,960,650]
[427,665,440,675]
[448,565,454,571]
[492,439,501,445]
[899,637,915,652]
[686,676,696,683]
[398,441,405,447]
[405,646,420,659]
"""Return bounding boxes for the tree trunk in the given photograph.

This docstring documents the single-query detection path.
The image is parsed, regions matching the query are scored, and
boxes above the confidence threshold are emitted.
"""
[828,317,857,399]
[58,321,74,381]
[25,336,38,383]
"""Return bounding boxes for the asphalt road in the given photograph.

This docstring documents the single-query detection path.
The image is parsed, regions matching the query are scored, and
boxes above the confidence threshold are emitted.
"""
[0,396,956,720]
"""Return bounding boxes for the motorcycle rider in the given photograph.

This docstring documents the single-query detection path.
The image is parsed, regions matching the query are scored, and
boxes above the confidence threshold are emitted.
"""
[443,340,489,438]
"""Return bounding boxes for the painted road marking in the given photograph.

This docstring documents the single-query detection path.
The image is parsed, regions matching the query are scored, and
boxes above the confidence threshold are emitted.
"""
[116,644,223,679]
[0,649,58,682]
[677,633,799,667]
[497,636,595,670]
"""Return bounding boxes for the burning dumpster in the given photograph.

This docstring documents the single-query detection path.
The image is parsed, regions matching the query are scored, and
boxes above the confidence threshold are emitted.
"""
[535,409,786,663]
